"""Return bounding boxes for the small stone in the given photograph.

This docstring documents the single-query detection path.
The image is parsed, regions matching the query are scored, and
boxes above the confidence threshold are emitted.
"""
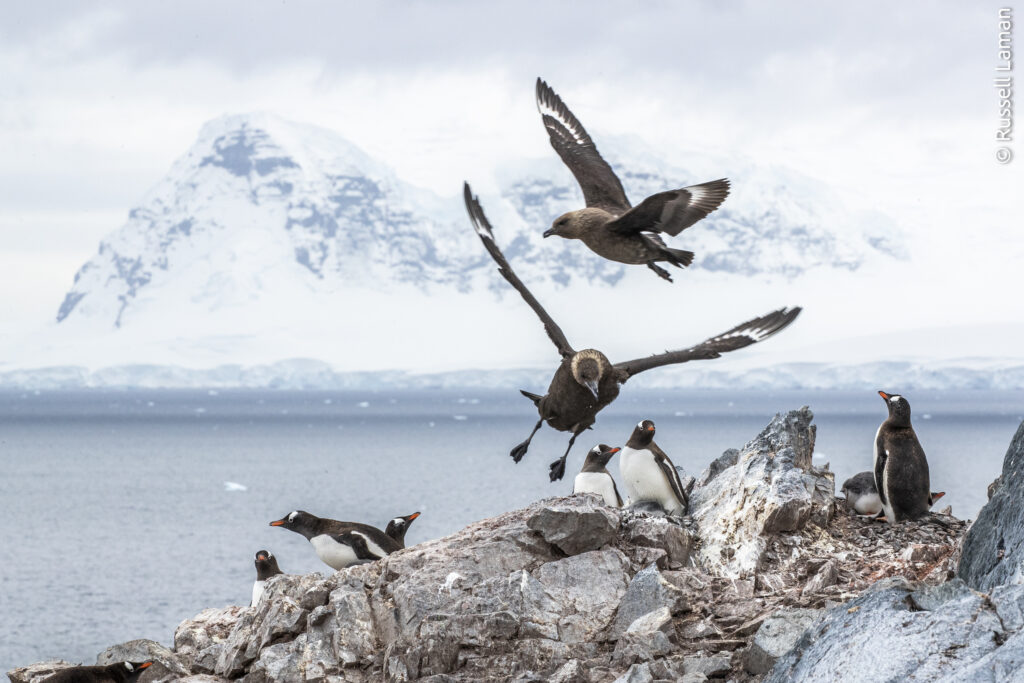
[682,653,732,677]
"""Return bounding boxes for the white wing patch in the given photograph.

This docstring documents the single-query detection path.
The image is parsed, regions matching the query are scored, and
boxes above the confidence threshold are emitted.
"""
[538,97,588,146]
[350,530,389,559]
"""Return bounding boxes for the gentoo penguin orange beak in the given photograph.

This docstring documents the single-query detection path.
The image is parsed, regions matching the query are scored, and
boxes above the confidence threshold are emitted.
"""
[646,425,654,432]
[878,390,891,400]
[138,663,152,670]
[406,512,421,521]
[609,447,621,455]
[269,518,286,527]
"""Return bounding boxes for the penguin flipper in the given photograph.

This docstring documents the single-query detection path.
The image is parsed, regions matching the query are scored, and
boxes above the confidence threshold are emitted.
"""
[519,390,543,406]
[874,447,888,507]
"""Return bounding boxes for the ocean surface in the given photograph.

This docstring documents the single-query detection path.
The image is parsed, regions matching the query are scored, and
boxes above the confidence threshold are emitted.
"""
[1,388,1021,671]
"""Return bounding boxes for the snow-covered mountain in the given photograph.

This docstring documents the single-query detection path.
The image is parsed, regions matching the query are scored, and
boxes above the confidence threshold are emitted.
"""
[3,112,963,387]
[54,113,900,330]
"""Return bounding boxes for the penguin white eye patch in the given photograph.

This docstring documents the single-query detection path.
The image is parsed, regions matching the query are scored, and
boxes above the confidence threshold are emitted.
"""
[125,663,134,672]
[889,396,901,403]
[288,511,298,522]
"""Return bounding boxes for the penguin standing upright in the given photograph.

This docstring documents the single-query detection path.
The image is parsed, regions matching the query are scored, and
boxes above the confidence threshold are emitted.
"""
[573,444,623,507]
[251,550,283,607]
[619,420,688,515]
[874,391,931,522]
[44,662,152,683]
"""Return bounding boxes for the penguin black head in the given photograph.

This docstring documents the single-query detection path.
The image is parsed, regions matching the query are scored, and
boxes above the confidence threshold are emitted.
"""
[254,549,282,579]
[269,510,319,539]
[385,511,421,544]
[627,419,656,448]
[120,662,153,681]
[583,443,621,469]
[878,390,912,426]
[571,350,610,400]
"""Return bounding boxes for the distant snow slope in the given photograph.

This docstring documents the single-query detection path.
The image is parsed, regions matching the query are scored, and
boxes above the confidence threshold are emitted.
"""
[9,112,991,388]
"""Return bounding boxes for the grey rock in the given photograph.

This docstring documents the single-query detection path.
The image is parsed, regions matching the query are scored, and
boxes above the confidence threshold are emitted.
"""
[173,606,246,673]
[527,501,620,555]
[741,608,821,675]
[620,515,693,569]
[610,565,689,638]
[765,579,1010,682]
[612,663,653,683]
[549,659,588,683]
[699,449,739,486]
[681,653,732,677]
[96,639,190,683]
[689,407,833,577]
[800,560,838,596]
[960,420,1024,591]
[6,660,75,683]
[989,474,1004,500]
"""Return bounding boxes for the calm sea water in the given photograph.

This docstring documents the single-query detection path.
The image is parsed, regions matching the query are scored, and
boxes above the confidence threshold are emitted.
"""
[1,388,1021,670]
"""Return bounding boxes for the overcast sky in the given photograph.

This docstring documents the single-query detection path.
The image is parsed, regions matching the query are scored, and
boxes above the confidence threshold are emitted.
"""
[1,0,1020,331]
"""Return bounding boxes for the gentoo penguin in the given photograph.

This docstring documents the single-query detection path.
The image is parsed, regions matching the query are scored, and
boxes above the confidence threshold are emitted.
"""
[841,471,945,517]
[464,183,801,481]
[251,549,283,607]
[840,471,883,515]
[384,511,421,548]
[874,391,931,522]
[620,420,688,515]
[270,510,401,570]
[44,662,152,683]
[535,78,729,282]
[573,444,623,507]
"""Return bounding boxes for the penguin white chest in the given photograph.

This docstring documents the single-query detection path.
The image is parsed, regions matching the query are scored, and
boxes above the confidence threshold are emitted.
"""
[574,472,620,507]
[620,447,683,514]
[309,534,360,570]
[251,580,266,607]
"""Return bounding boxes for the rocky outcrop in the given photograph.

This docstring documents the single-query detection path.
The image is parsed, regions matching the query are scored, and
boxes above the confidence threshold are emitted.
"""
[959,421,1024,591]
[8,409,978,682]
[766,418,1024,681]
[689,407,834,577]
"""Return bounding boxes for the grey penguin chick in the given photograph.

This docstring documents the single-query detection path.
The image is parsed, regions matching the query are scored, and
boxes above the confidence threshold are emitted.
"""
[841,470,944,517]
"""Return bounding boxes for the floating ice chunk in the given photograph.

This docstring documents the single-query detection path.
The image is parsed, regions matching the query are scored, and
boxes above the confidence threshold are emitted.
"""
[453,415,468,421]
[357,401,369,408]
[224,481,247,492]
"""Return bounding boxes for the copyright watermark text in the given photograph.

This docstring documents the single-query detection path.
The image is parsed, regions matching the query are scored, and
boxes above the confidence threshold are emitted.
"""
[996,8,1014,163]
